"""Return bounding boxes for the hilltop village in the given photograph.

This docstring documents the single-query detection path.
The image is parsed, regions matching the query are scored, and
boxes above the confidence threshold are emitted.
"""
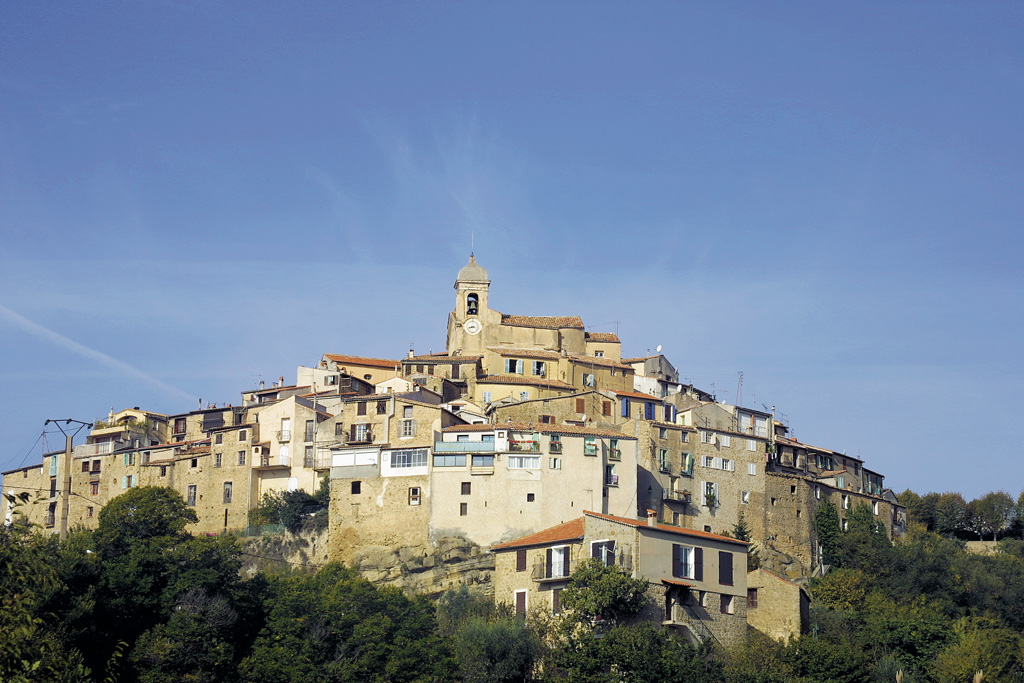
[3,256,906,645]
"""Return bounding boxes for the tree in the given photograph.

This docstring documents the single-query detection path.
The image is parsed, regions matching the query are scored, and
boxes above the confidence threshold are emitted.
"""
[968,491,1015,541]
[454,617,541,683]
[560,558,650,625]
[934,492,969,537]
[815,500,841,568]
[731,512,760,570]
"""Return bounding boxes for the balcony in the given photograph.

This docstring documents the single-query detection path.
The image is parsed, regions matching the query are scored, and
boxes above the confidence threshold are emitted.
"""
[346,432,374,445]
[434,441,496,453]
[549,441,563,454]
[508,439,539,453]
[531,561,571,583]
[608,448,621,461]
[73,442,115,458]
[605,474,619,487]
[659,463,672,474]
[664,490,691,504]
[277,430,291,442]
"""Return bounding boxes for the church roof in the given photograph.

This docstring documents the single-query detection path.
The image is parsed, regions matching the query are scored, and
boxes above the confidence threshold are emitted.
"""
[501,314,584,329]
[456,255,490,283]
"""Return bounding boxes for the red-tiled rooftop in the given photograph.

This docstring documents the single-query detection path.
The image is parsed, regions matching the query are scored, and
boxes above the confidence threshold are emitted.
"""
[492,518,585,550]
[323,354,401,368]
[615,390,665,401]
[501,314,585,330]
[487,347,563,360]
[586,511,750,546]
[568,354,633,370]
[405,353,481,363]
[477,375,576,390]
[585,332,620,343]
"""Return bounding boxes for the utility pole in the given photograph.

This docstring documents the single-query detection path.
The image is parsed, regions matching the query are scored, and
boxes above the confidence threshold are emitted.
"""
[44,419,92,541]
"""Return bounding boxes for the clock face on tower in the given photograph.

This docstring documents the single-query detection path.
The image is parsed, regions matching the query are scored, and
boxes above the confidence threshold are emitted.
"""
[464,318,482,335]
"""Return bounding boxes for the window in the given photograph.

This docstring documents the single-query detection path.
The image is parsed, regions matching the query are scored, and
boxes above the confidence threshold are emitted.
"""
[748,463,757,476]
[837,475,846,489]
[505,359,524,374]
[644,402,655,420]
[548,545,570,578]
[594,350,604,357]
[721,458,733,471]
[721,434,731,448]
[434,454,466,467]
[703,455,714,468]
[719,551,734,586]
[741,491,750,504]
[461,482,471,495]
[174,418,186,434]
[540,414,554,424]
[391,448,427,468]
[747,588,758,609]
[123,452,136,466]
[576,398,586,413]
[90,481,99,495]
[215,433,223,444]
[325,374,338,386]
[409,487,421,506]
[552,588,563,614]
[591,540,615,566]
[305,420,315,442]
[703,481,718,507]
[514,590,526,616]
[659,427,668,439]
[400,419,417,437]
[402,405,413,419]
[602,401,611,416]
[516,549,527,572]
[91,460,101,473]
[673,544,702,580]
[508,456,540,470]
[123,475,136,489]
[582,373,595,387]
[335,423,344,437]
[466,292,479,315]
[191,458,198,468]
[532,361,546,376]
[842,494,850,510]
[681,453,693,476]
[815,486,821,500]
[842,518,849,531]
[357,402,367,416]
[621,398,630,418]
[527,492,535,502]
[549,457,561,469]
[304,446,314,468]
[701,431,714,444]
[353,424,369,442]
[471,455,494,467]
[187,485,197,506]
[87,506,94,518]
[873,501,879,515]
[482,391,492,403]
[659,449,669,472]
[223,482,232,504]
[159,465,167,477]
[351,481,362,494]
[376,400,387,414]
[460,502,468,516]
[584,437,597,456]
[214,452,222,468]
[519,391,529,401]
[81,461,89,473]
[238,450,246,466]
[721,595,734,614]
[748,438,757,452]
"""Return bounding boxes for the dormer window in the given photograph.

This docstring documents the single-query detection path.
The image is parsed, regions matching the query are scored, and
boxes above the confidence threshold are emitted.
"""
[467,293,479,315]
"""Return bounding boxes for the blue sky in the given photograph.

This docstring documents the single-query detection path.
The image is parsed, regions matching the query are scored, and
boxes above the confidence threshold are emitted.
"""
[1,2,1022,500]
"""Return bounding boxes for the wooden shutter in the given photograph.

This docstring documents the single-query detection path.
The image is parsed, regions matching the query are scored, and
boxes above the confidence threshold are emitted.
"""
[719,551,733,586]
[603,401,611,416]
[672,544,682,577]
[591,542,601,560]
[562,548,570,577]
[545,549,553,578]
[516,549,527,572]
[552,588,562,614]
[694,547,703,581]
[576,398,585,413]
[515,591,526,615]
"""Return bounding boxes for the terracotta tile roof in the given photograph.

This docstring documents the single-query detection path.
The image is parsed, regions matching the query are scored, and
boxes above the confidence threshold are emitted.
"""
[662,578,695,588]
[477,375,576,390]
[776,437,863,461]
[323,354,401,369]
[615,390,665,401]
[405,354,481,363]
[585,511,750,547]
[568,354,633,370]
[443,423,499,433]
[487,347,562,360]
[621,356,657,364]
[345,393,394,402]
[585,332,620,343]
[492,518,586,550]
[501,314,584,330]
[254,384,309,395]
[495,421,635,439]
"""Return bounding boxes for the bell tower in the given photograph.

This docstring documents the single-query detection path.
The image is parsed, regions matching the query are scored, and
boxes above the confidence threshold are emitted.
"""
[447,254,491,355]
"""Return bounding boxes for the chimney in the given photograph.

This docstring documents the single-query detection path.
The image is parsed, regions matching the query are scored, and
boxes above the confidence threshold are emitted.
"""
[408,348,415,358]
[279,376,284,386]
[646,509,658,527]
[259,380,265,390]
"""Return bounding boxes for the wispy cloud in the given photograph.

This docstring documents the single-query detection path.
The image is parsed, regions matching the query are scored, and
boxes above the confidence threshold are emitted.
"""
[0,304,196,403]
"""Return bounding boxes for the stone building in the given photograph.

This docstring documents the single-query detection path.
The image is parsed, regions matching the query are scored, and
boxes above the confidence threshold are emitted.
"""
[491,510,750,647]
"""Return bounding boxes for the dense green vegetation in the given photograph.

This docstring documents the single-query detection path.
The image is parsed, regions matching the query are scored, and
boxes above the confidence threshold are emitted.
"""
[3,486,1024,682]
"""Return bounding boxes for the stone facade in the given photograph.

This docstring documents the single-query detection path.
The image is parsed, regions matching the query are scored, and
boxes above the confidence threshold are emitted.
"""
[745,568,809,641]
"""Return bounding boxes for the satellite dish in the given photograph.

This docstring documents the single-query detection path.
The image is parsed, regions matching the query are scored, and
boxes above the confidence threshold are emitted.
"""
[656,345,662,353]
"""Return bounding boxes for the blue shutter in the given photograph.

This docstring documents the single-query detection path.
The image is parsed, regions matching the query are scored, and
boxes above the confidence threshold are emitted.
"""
[621,399,629,418]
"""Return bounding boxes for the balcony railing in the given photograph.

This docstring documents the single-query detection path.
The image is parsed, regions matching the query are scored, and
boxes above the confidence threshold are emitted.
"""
[508,440,539,453]
[531,560,571,582]
[549,441,563,454]
[608,448,621,461]
[605,474,619,487]
[664,490,691,503]
[346,432,373,445]
[277,430,291,442]
[73,442,115,458]
[659,462,671,474]
[434,441,496,453]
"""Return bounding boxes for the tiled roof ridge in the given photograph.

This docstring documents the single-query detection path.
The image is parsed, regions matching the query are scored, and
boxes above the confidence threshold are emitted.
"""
[584,510,750,546]
[323,354,401,368]
[500,314,585,330]
[491,518,586,550]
